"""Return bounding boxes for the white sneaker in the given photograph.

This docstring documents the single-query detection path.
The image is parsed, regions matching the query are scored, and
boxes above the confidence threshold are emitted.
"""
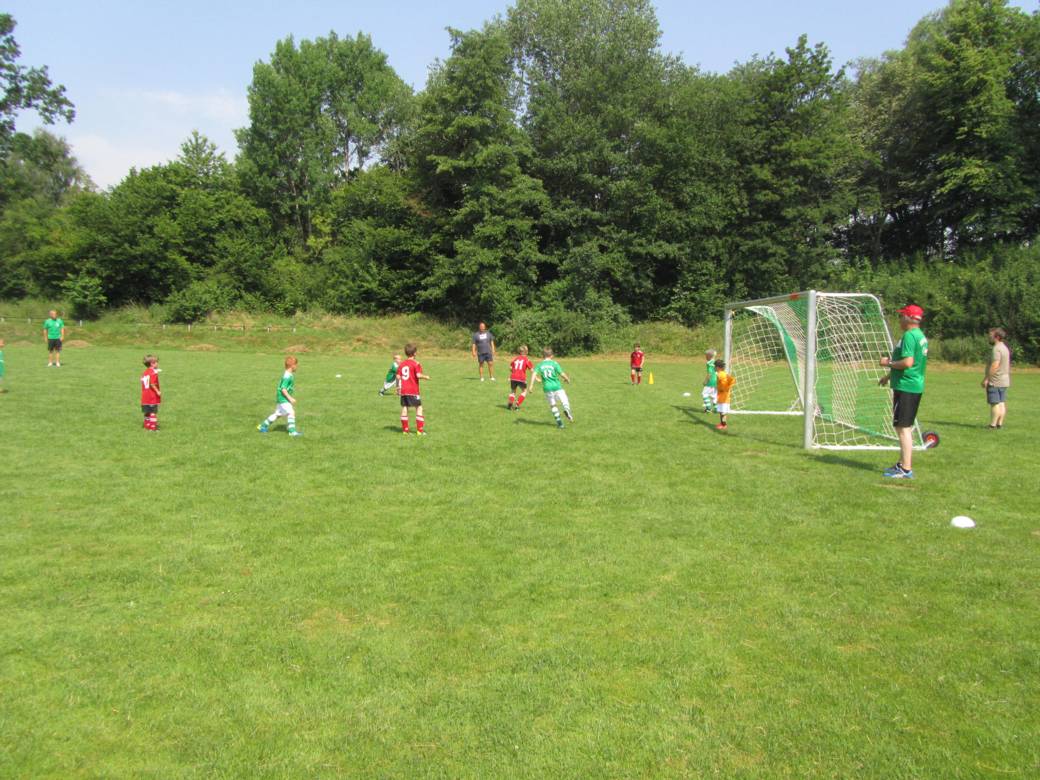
[480,377,485,382]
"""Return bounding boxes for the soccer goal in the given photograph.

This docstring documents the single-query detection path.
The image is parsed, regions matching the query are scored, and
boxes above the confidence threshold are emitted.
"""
[722,290,924,450]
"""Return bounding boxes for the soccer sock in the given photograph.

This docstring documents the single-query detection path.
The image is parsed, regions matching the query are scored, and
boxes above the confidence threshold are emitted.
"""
[508,393,515,407]
[401,413,410,432]
[287,416,296,434]
[416,415,425,433]
[637,374,642,384]
[551,404,561,423]
[517,393,526,407]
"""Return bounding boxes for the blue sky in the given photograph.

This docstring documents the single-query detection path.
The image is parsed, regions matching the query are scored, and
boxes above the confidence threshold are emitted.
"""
[7,0,1035,188]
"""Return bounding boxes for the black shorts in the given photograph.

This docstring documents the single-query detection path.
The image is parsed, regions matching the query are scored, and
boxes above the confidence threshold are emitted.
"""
[141,404,158,415]
[631,366,642,373]
[892,390,922,428]
[510,380,527,392]
[400,394,422,407]
[477,353,493,365]
[48,338,62,352]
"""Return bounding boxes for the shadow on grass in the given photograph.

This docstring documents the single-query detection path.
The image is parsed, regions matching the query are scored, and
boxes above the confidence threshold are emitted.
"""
[812,453,881,473]
[514,417,556,427]
[672,404,717,431]
[927,418,983,431]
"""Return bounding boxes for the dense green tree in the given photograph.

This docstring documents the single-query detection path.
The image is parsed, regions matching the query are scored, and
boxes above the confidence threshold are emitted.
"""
[724,36,856,297]
[236,32,413,242]
[0,14,74,153]
[408,23,547,322]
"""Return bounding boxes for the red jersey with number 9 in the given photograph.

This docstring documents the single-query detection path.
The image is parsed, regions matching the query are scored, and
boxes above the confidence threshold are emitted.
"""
[630,350,645,368]
[510,355,533,381]
[397,359,422,395]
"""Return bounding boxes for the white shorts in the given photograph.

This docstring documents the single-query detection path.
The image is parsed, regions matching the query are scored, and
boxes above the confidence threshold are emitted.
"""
[702,386,717,400]
[272,402,294,418]
[716,402,730,414]
[545,389,569,407]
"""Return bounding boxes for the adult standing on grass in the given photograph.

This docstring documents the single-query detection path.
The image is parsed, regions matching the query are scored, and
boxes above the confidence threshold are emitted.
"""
[43,309,65,367]
[878,304,928,479]
[983,327,1010,429]
[472,321,496,381]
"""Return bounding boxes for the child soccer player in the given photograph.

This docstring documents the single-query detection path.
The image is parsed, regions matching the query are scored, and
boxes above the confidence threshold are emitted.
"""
[379,354,401,396]
[140,354,161,431]
[531,348,572,428]
[258,356,302,436]
[508,346,533,410]
[714,358,735,430]
[630,344,645,385]
[397,343,431,434]
[702,349,718,412]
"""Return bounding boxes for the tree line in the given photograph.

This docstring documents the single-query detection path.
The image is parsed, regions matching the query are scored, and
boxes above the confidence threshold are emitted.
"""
[2,0,1039,358]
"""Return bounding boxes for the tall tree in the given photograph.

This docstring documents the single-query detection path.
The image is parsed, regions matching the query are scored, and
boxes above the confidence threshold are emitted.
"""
[0,14,74,153]
[409,23,547,321]
[236,32,413,242]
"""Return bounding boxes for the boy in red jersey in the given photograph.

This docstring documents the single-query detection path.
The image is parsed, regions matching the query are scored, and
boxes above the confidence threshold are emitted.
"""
[397,343,431,434]
[630,343,645,384]
[507,345,533,410]
[140,354,161,430]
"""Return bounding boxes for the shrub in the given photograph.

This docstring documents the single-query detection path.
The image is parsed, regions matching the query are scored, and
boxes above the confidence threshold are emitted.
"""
[60,273,107,320]
[164,280,236,323]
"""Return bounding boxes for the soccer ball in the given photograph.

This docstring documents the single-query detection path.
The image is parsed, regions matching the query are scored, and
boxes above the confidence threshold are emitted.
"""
[923,430,940,449]
[682,392,691,397]
[335,374,342,379]
[950,516,975,529]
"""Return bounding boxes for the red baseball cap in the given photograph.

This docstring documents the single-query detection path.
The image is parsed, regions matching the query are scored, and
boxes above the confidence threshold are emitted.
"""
[897,304,924,320]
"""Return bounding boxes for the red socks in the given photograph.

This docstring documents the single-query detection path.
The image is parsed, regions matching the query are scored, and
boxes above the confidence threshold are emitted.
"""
[416,416,425,433]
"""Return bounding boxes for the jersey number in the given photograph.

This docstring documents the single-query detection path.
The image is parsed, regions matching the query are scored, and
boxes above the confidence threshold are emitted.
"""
[542,367,555,379]
[141,375,151,389]
[400,366,411,381]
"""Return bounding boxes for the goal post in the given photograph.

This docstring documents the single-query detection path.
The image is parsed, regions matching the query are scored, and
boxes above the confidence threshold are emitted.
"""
[722,291,925,450]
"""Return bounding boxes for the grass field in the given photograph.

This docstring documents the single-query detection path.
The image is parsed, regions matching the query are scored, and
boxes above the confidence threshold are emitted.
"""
[1,342,1038,777]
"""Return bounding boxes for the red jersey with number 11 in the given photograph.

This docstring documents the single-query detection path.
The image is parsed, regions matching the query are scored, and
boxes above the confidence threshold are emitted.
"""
[510,355,533,381]
[630,350,645,368]
[141,368,161,405]
[397,359,422,395]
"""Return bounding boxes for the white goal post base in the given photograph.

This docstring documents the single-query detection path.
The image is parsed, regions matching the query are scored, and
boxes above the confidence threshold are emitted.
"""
[723,290,925,451]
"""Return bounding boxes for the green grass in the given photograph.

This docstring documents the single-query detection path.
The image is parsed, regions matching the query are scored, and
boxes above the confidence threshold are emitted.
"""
[1,342,1038,777]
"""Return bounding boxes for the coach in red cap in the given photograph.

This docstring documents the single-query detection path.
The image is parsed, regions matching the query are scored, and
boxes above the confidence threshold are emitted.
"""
[878,304,929,478]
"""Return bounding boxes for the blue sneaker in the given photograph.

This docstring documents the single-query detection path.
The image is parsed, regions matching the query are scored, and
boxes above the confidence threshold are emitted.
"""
[257,424,269,433]
[556,419,565,429]
[883,464,913,479]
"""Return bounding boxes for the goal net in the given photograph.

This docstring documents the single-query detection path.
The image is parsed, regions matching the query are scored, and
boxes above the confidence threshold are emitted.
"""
[723,291,924,450]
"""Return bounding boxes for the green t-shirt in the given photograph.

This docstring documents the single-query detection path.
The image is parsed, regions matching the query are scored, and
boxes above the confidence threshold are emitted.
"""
[277,370,296,403]
[705,360,717,387]
[890,327,928,393]
[535,359,564,392]
[0,349,5,378]
[384,361,399,383]
[44,318,64,339]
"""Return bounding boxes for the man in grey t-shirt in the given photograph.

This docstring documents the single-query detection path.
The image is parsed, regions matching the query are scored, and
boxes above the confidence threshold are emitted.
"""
[471,321,496,381]
[983,327,1010,428]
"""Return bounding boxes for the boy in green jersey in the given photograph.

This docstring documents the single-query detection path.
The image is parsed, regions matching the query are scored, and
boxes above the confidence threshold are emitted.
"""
[701,349,718,412]
[531,348,573,428]
[379,354,401,396]
[0,338,6,392]
[258,356,302,436]
[879,304,928,478]
[43,309,65,367]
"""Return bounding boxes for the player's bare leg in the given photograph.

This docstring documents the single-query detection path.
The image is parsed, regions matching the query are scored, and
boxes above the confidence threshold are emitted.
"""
[896,426,913,471]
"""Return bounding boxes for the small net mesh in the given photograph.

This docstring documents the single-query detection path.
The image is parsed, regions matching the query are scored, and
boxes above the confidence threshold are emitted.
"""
[727,293,923,449]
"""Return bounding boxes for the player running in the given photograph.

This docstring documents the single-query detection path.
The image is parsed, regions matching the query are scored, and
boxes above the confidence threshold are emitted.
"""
[397,343,431,435]
[630,344,645,385]
[379,354,401,396]
[531,348,573,428]
[258,356,302,436]
[702,349,718,412]
[507,346,533,410]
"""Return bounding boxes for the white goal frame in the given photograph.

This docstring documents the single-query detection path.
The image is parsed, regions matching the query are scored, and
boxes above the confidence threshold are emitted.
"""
[723,290,925,451]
